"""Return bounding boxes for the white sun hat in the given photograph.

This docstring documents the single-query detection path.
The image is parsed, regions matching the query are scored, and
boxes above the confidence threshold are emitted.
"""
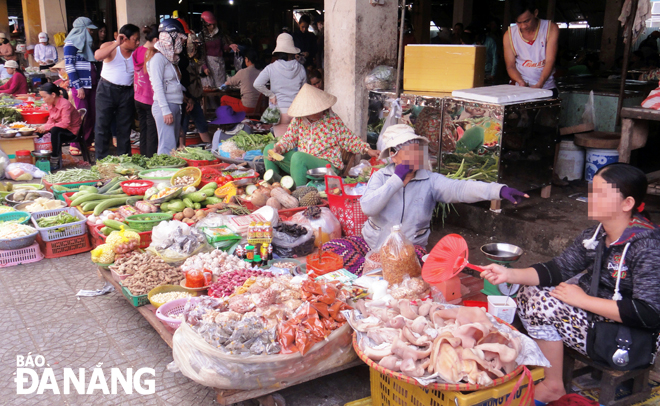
[272,33,300,55]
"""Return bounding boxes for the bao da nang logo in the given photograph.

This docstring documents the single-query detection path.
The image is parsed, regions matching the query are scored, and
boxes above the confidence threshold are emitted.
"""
[15,354,156,395]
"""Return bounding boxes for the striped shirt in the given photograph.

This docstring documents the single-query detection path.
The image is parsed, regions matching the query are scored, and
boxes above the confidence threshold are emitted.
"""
[64,41,93,90]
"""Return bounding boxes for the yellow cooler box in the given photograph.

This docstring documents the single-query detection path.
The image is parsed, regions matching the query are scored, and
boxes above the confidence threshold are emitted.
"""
[404,45,486,93]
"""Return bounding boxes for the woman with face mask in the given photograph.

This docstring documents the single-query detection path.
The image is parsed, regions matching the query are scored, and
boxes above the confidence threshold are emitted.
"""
[321,124,527,275]
[146,19,187,155]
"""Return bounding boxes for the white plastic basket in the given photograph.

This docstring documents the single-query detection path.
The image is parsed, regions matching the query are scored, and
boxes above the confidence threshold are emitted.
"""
[30,207,87,242]
[0,242,43,267]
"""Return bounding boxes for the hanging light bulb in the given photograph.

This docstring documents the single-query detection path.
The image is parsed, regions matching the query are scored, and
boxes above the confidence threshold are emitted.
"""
[229,0,234,4]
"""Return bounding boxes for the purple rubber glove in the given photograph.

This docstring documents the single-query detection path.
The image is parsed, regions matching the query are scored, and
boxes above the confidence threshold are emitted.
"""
[394,164,412,181]
[500,186,528,205]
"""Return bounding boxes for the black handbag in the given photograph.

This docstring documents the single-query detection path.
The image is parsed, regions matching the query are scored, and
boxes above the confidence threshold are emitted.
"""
[585,241,658,371]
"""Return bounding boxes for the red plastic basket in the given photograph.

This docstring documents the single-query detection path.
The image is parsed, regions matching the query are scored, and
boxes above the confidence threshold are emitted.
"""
[199,163,230,186]
[120,180,154,196]
[36,234,92,259]
[183,158,221,167]
[89,225,152,249]
[325,175,368,236]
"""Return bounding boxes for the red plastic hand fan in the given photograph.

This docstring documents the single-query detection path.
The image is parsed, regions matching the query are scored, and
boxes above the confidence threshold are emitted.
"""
[422,234,486,284]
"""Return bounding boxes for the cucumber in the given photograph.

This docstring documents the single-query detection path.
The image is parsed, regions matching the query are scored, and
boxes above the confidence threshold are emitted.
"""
[280,175,295,191]
[201,197,222,206]
[98,178,121,194]
[71,193,128,207]
[183,198,194,209]
[100,226,113,236]
[263,169,281,183]
[160,202,169,211]
[103,219,125,230]
[193,203,201,210]
[82,200,103,211]
[93,197,130,216]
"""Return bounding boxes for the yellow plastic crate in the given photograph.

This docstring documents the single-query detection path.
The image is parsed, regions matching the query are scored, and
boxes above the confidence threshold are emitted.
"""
[403,45,486,93]
[345,398,372,406]
[370,366,544,406]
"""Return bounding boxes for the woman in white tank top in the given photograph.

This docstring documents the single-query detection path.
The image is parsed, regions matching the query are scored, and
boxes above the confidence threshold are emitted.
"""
[504,2,559,92]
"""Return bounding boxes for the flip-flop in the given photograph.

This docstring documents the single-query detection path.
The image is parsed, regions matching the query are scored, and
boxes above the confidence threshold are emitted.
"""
[69,146,82,156]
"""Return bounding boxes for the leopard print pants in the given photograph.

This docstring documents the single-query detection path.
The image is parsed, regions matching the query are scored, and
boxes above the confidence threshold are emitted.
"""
[517,285,605,356]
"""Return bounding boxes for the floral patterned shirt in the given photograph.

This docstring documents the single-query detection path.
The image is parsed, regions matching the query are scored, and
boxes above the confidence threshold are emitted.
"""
[275,111,368,169]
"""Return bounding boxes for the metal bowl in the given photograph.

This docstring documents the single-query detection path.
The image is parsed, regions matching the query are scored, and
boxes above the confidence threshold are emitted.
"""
[306,167,336,179]
[480,243,524,262]
[149,187,183,205]
[5,190,54,206]
[15,199,66,212]
[32,150,52,159]
[0,130,17,138]
[18,128,35,136]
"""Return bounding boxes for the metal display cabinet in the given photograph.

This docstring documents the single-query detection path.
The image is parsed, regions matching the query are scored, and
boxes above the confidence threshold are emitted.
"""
[439,97,561,193]
[368,90,449,168]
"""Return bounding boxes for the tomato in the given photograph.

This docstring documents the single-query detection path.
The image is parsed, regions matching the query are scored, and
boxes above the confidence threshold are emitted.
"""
[224,175,234,181]
[215,177,227,186]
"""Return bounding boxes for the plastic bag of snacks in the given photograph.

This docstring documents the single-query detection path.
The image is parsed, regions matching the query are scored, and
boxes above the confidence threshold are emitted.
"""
[290,207,341,248]
[380,225,421,284]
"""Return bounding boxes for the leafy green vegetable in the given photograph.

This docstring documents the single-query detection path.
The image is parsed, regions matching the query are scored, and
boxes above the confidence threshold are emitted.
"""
[230,131,275,151]
[0,107,22,123]
[36,211,79,228]
[97,154,148,168]
[146,154,186,167]
[174,147,216,161]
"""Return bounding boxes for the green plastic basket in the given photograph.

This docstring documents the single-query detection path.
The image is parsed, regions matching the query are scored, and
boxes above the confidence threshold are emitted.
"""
[0,211,30,224]
[125,213,173,232]
[121,285,150,307]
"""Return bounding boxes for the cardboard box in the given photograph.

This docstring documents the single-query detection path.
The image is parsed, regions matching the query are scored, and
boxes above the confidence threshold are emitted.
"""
[404,45,486,93]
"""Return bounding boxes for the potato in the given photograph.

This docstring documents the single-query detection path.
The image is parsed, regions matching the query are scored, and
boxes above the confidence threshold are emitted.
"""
[174,212,184,221]
[183,207,195,218]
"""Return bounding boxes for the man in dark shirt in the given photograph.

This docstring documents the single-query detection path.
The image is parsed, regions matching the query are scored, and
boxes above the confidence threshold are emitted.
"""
[292,14,317,68]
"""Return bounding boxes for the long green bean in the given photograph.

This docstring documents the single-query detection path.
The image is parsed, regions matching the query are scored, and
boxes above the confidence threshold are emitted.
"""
[44,168,100,184]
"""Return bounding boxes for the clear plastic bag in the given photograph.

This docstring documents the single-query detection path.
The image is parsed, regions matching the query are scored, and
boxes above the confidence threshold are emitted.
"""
[148,221,211,264]
[172,320,356,390]
[272,223,315,258]
[0,147,8,179]
[348,159,372,177]
[364,65,395,91]
[5,163,47,180]
[261,106,281,124]
[377,99,402,153]
[380,225,421,284]
[290,207,341,247]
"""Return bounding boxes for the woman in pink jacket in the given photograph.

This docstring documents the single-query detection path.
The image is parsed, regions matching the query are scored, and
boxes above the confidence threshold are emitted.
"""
[0,60,27,95]
[133,24,159,157]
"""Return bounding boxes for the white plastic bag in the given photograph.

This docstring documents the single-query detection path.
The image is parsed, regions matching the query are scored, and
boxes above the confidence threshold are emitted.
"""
[5,163,47,180]
[377,99,402,153]
[364,65,395,90]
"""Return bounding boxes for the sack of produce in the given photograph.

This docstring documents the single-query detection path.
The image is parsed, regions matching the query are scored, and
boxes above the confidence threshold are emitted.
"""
[380,224,421,284]
[271,222,315,258]
[106,228,141,255]
[91,243,115,264]
[290,207,341,248]
[148,221,210,264]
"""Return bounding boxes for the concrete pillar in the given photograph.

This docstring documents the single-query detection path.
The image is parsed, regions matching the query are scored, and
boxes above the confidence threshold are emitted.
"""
[116,0,156,34]
[0,0,9,37]
[22,0,41,46]
[600,0,623,70]
[453,0,473,28]
[324,0,397,136]
[413,0,431,44]
[39,0,67,61]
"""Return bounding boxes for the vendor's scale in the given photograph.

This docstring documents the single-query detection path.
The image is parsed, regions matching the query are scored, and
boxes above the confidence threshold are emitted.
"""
[480,243,524,296]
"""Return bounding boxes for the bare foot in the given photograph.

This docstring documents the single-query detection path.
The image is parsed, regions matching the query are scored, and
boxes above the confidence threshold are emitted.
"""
[535,380,566,403]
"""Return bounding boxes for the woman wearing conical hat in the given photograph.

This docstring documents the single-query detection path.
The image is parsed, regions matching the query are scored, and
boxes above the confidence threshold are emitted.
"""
[263,84,380,187]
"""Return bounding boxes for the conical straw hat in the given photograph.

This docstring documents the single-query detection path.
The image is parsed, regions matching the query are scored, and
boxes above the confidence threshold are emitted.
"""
[287,84,338,117]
